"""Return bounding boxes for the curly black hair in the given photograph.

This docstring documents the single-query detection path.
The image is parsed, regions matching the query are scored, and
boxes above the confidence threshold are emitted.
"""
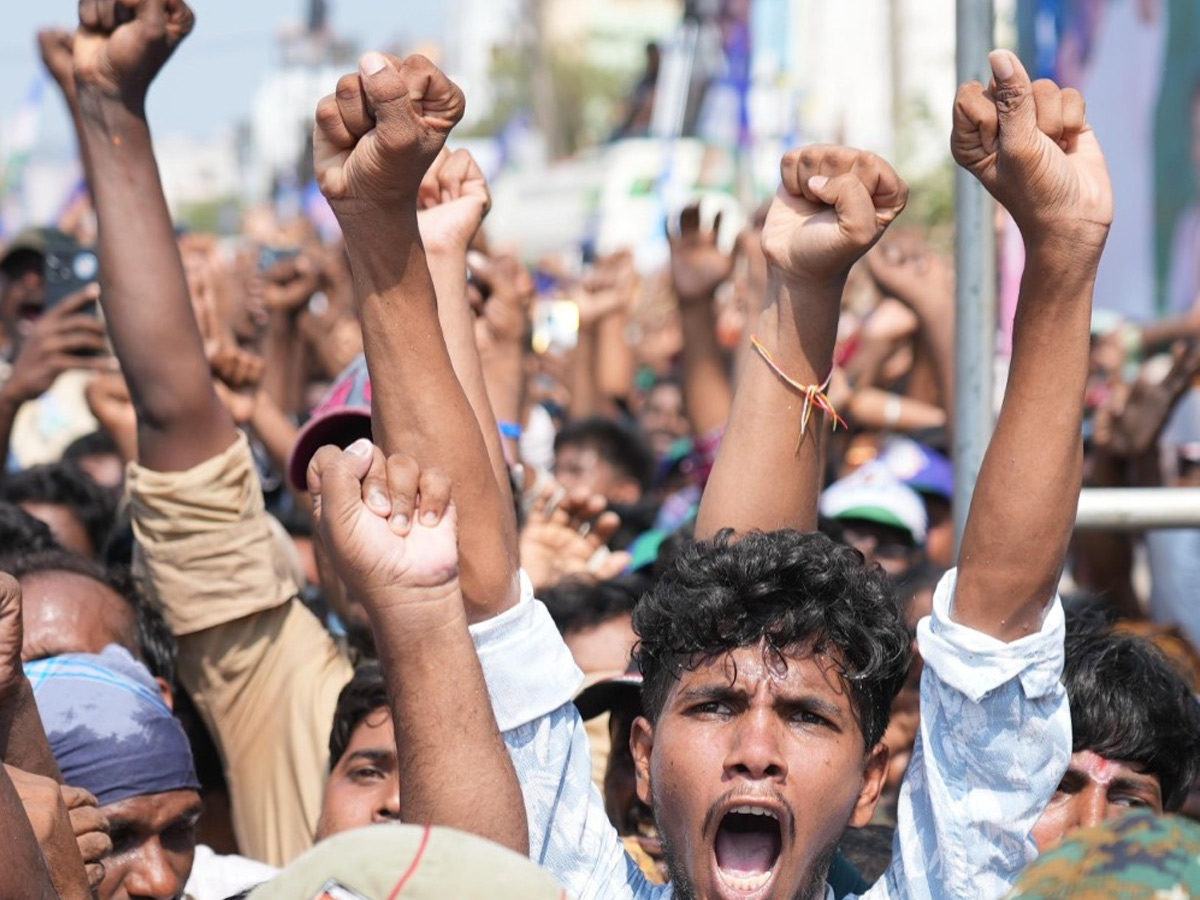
[634,529,912,750]
[0,462,117,557]
[1063,620,1200,811]
[329,660,389,771]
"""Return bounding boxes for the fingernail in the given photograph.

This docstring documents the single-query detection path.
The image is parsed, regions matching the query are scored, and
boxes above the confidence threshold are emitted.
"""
[989,50,1013,81]
[367,488,389,512]
[347,438,373,457]
[808,175,829,191]
[391,513,409,533]
[360,51,387,76]
[422,510,439,526]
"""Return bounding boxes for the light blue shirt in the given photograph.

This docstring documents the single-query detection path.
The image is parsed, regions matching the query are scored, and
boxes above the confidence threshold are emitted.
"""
[475,569,1070,900]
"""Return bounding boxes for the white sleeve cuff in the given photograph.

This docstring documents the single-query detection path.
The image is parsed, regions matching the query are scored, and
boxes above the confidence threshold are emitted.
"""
[916,567,1066,703]
[469,570,584,732]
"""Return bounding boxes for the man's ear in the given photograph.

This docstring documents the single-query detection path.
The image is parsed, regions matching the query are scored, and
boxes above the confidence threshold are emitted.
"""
[631,715,655,807]
[849,742,889,827]
[155,676,175,711]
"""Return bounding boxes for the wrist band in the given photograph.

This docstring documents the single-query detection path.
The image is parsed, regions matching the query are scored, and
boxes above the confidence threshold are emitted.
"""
[884,394,903,426]
[499,421,523,440]
[750,335,847,439]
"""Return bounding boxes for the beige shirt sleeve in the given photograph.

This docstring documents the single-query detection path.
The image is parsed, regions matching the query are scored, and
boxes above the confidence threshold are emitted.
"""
[128,433,353,866]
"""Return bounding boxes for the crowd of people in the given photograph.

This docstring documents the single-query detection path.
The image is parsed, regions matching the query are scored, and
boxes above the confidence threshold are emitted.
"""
[0,2,1198,899]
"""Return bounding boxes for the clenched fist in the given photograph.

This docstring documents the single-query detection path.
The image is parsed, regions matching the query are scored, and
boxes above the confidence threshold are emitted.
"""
[73,0,195,105]
[762,145,908,287]
[952,49,1112,249]
[314,53,466,214]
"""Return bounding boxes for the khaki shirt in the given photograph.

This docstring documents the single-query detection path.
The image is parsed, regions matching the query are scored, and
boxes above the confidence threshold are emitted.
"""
[128,434,352,866]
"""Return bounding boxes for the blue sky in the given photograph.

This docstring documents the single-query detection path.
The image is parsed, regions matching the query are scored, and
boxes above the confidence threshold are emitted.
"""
[0,0,448,152]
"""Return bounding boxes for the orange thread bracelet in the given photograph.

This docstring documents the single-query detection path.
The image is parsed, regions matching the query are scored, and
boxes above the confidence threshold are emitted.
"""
[750,335,848,439]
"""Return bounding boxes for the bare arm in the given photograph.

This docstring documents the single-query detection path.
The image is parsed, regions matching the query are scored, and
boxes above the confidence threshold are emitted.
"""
[951,51,1113,640]
[0,764,62,900]
[308,442,527,855]
[313,54,519,620]
[71,0,235,473]
[696,147,908,538]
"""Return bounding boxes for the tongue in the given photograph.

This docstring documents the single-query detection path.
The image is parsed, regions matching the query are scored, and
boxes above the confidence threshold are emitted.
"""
[715,823,778,876]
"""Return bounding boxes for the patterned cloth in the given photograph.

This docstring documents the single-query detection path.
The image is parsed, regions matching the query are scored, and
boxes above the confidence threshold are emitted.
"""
[1006,811,1200,899]
[482,568,1071,900]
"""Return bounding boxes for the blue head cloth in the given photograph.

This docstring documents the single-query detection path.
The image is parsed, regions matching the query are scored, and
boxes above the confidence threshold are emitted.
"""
[25,645,199,806]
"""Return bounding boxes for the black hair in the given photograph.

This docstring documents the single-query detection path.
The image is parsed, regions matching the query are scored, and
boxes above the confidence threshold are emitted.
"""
[1063,620,1200,811]
[554,417,656,494]
[0,462,117,557]
[0,501,58,554]
[62,430,121,467]
[329,660,389,771]
[541,575,641,638]
[634,529,911,750]
[0,546,177,689]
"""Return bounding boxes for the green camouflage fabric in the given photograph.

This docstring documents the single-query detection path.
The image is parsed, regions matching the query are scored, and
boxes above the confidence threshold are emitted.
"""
[1007,811,1200,900]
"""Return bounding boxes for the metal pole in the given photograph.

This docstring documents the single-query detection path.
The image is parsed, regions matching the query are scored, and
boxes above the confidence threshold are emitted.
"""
[1076,488,1200,530]
[952,0,997,549]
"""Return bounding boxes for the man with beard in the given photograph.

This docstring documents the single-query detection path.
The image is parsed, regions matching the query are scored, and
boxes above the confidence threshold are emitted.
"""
[308,39,1108,900]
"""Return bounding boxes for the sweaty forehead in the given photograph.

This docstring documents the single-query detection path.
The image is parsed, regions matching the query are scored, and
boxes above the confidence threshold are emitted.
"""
[675,641,850,701]
[20,570,138,658]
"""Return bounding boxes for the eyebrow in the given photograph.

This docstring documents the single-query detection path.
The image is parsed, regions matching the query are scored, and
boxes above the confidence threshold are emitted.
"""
[674,684,846,721]
[345,748,397,765]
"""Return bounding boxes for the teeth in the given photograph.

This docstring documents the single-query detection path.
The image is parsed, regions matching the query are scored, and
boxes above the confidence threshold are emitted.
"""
[729,805,778,819]
[717,868,772,892]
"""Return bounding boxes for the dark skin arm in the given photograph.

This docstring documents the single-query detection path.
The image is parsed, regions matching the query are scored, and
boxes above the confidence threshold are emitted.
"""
[71,0,236,473]
[951,51,1113,641]
[308,442,527,855]
[0,763,62,900]
[313,53,519,620]
[696,146,909,538]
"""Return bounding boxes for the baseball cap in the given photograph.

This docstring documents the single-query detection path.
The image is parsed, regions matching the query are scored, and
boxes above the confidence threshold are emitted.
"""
[1005,810,1200,899]
[574,660,643,721]
[820,462,928,546]
[0,227,55,272]
[287,354,373,491]
[247,824,566,900]
[878,437,953,501]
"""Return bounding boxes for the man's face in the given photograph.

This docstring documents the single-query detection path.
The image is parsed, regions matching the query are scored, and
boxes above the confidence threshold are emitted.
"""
[0,250,46,343]
[607,701,667,880]
[564,614,637,676]
[98,789,201,900]
[555,444,641,506]
[631,643,887,900]
[835,519,920,579]
[1031,750,1163,852]
[19,570,139,662]
[639,383,688,458]
[315,706,400,841]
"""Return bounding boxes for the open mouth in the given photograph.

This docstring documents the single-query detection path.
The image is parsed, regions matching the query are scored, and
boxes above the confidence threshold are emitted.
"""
[713,805,783,894]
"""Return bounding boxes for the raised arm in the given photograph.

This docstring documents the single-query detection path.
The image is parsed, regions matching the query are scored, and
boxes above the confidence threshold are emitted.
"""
[307,441,526,854]
[313,54,519,620]
[696,147,908,537]
[951,51,1112,640]
[70,0,236,473]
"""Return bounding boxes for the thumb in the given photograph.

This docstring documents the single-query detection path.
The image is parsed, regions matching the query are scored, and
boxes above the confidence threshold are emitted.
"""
[307,440,375,525]
[808,172,879,245]
[988,50,1039,153]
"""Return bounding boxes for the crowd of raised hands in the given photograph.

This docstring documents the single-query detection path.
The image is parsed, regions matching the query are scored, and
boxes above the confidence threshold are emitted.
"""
[1,1,1199,899]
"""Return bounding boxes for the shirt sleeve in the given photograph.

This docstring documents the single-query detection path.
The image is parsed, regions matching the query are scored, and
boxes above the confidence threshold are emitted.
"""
[866,568,1070,900]
[470,574,668,900]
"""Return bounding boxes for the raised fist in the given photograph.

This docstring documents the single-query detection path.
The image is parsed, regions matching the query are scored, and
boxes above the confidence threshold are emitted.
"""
[762,145,908,287]
[418,147,491,252]
[73,0,195,104]
[951,49,1112,246]
[307,440,459,608]
[314,53,466,213]
[38,29,77,102]
[668,202,735,306]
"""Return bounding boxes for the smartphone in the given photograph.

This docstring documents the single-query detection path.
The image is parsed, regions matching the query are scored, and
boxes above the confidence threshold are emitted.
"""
[531,299,580,354]
[258,246,301,272]
[43,235,99,313]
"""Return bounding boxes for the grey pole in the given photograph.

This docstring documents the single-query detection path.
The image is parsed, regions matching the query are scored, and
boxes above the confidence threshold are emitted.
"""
[952,0,997,549]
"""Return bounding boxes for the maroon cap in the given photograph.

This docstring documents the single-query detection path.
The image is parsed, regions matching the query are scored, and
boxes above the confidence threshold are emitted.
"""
[287,354,373,491]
